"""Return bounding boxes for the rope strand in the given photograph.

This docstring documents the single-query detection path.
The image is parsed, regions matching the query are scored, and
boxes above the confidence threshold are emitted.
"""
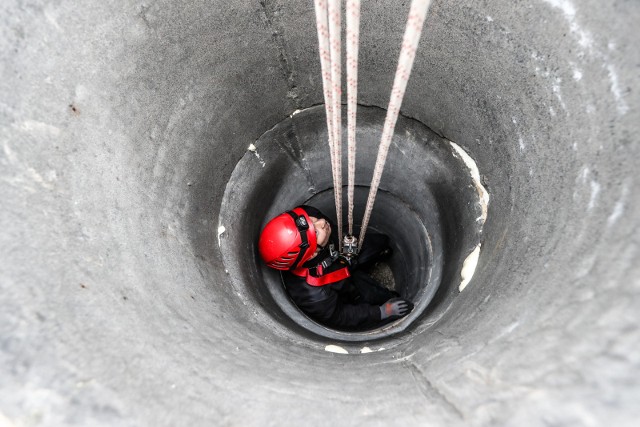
[346,0,360,236]
[358,0,432,249]
[313,0,337,205]
[327,0,343,249]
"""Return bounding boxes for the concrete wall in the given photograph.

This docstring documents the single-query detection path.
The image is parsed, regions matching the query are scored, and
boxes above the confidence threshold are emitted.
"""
[1,0,638,425]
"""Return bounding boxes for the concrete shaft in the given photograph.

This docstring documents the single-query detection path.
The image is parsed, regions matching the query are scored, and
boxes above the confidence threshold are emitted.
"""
[1,0,638,426]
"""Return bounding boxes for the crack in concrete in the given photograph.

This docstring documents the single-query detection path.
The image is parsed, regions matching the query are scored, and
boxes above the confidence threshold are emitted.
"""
[259,0,300,109]
[403,360,465,420]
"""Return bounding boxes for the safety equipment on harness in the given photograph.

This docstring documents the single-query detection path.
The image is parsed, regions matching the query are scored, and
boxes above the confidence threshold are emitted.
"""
[291,260,351,287]
[342,234,359,260]
[291,242,352,286]
[258,207,317,270]
[314,243,340,275]
[380,298,413,320]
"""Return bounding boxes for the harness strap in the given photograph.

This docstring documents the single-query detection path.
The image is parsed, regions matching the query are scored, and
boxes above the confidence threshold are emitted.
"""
[291,265,351,287]
[285,210,310,269]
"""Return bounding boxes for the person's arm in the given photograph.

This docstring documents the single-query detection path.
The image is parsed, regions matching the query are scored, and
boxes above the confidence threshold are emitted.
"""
[288,280,381,329]
[326,300,382,329]
[284,273,342,323]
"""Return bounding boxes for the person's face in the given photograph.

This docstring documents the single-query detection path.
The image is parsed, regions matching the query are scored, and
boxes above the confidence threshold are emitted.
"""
[309,216,331,251]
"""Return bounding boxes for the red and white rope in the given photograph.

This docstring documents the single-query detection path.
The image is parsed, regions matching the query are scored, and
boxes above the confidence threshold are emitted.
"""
[313,0,338,223]
[346,0,360,236]
[358,0,432,249]
[327,0,343,248]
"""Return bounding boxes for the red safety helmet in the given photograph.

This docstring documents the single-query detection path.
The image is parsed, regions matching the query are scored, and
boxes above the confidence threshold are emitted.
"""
[258,207,317,270]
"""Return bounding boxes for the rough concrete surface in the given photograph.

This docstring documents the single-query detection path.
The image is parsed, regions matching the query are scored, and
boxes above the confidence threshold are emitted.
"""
[1,0,639,426]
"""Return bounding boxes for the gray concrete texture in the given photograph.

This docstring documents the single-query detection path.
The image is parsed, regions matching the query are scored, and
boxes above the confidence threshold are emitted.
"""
[1,0,638,425]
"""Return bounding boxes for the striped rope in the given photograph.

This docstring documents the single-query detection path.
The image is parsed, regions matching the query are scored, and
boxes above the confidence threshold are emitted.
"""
[358,0,432,249]
[313,0,338,224]
[346,0,360,236]
[327,0,343,249]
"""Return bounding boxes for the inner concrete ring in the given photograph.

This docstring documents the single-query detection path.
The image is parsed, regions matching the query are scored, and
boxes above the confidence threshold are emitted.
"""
[219,105,484,341]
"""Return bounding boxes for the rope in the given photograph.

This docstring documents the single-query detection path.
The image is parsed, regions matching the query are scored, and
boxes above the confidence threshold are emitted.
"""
[346,0,360,236]
[314,0,432,252]
[327,0,343,249]
[313,0,337,219]
[358,0,432,249]
[313,0,342,248]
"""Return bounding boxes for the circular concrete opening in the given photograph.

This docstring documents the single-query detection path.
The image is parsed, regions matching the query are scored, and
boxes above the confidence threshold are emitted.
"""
[219,105,485,341]
[4,0,638,423]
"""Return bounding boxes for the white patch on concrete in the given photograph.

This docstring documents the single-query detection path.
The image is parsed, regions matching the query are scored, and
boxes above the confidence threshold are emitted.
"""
[568,61,583,81]
[459,244,481,292]
[552,78,567,111]
[235,291,248,306]
[26,167,53,190]
[542,0,629,118]
[573,69,583,81]
[518,136,525,151]
[489,321,520,343]
[19,120,61,137]
[449,141,490,224]
[576,167,600,211]
[360,346,386,354]
[574,252,597,279]
[43,6,62,31]
[503,321,519,336]
[588,179,600,211]
[217,225,226,247]
[392,139,407,157]
[290,109,302,117]
[570,64,583,81]
[325,345,349,354]
[45,169,58,182]
[75,84,90,101]
[542,0,593,50]
[549,106,556,116]
[607,185,629,227]
[579,166,589,183]
[606,64,629,115]
[248,143,266,167]
[2,140,19,164]
[486,16,493,22]
[2,141,54,191]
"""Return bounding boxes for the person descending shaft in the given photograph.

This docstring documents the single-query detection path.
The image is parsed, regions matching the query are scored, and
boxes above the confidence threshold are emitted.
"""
[258,205,413,330]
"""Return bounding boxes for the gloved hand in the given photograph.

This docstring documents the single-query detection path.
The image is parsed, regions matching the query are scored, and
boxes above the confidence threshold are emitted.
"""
[379,298,413,320]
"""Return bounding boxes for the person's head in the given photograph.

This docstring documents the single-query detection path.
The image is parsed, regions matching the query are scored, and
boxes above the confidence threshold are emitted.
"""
[258,206,331,270]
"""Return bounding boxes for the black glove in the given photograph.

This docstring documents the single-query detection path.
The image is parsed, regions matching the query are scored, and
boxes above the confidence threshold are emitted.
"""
[379,298,413,320]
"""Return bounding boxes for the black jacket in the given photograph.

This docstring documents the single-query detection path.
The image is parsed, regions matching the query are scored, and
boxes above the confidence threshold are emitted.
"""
[282,206,382,329]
